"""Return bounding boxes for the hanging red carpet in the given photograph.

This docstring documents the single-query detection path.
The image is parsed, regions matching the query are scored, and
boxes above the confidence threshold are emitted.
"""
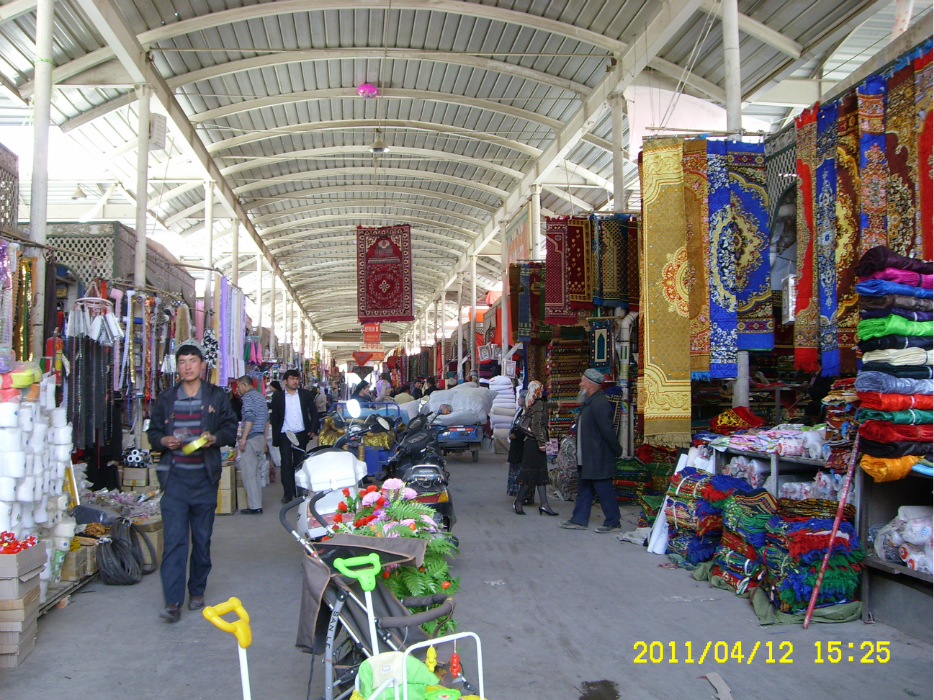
[915,46,933,259]
[683,139,711,379]
[566,216,594,309]
[544,217,577,325]
[835,91,861,375]
[886,60,919,257]
[639,139,692,447]
[356,224,415,323]
[794,106,820,373]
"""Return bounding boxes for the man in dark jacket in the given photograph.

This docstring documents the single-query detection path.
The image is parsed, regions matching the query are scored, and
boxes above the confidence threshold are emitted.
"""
[148,339,238,622]
[560,368,623,533]
[270,369,319,503]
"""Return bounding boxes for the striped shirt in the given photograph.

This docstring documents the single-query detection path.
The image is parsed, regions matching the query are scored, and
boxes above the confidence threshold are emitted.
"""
[172,384,204,469]
[240,387,268,438]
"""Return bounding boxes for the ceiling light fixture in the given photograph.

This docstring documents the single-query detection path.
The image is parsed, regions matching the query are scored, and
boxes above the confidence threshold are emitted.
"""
[369,128,389,154]
[71,185,88,200]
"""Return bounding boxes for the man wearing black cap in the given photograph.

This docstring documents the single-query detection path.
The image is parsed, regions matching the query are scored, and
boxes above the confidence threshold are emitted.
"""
[560,368,623,533]
[148,339,238,623]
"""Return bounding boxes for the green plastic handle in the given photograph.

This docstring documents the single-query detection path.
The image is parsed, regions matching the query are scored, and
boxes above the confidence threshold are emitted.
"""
[333,553,382,592]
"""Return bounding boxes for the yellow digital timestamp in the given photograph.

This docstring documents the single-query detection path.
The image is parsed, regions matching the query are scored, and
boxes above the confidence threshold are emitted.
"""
[632,641,891,664]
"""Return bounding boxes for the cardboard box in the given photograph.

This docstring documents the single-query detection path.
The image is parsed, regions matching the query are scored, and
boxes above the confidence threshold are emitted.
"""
[237,486,249,510]
[0,634,35,668]
[122,467,149,486]
[216,487,236,515]
[219,465,234,490]
[60,549,88,582]
[85,544,98,576]
[0,546,47,579]
[0,611,36,633]
[0,618,35,648]
[130,485,152,494]
[148,467,160,488]
[0,568,40,600]
[0,586,40,623]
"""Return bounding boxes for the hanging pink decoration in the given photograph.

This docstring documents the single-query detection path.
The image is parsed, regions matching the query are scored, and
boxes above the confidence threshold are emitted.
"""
[357,83,379,98]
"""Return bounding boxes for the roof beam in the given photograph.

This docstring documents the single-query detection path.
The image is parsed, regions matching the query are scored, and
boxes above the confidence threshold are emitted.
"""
[244,186,498,215]
[251,199,487,229]
[259,213,477,242]
[265,225,469,254]
[409,0,705,332]
[206,119,541,159]
[700,0,802,59]
[73,0,321,336]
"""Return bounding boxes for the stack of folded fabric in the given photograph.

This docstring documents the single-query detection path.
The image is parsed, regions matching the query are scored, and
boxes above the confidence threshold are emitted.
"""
[488,375,518,439]
[710,490,778,595]
[854,246,934,477]
[634,443,678,494]
[637,494,665,528]
[546,331,590,443]
[613,457,651,503]
[664,467,756,564]
[760,499,864,613]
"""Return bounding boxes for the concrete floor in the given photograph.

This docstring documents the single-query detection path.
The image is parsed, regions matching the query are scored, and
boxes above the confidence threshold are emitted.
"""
[1,451,931,699]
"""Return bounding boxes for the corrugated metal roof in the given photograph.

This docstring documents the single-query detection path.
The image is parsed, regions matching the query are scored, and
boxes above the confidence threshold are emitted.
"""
[0,0,929,340]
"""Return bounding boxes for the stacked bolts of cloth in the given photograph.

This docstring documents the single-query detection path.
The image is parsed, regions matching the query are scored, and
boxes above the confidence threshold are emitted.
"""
[854,246,933,480]
[488,375,518,440]
[664,467,755,564]
[613,457,651,503]
[760,498,863,614]
[710,490,778,595]
[637,494,665,528]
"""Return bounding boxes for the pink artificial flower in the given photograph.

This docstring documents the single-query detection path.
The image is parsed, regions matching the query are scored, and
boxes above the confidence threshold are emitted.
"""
[381,478,405,492]
[402,487,418,500]
[374,509,388,522]
[399,518,416,528]
[361,491,380,507]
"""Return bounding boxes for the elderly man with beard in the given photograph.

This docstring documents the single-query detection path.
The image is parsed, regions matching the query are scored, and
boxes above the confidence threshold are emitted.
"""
[560,368,623,533]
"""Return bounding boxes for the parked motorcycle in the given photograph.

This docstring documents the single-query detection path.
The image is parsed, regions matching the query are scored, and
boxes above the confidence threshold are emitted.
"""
[290,399,392,540]
[386,400,456,531]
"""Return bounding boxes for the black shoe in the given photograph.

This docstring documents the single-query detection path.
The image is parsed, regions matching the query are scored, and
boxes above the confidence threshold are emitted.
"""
[281,495,292,504]
[513,503,526,515]
[539,507,559,516]
[240,508,263,514]
[160,604,181,623]
[188,595,205,611]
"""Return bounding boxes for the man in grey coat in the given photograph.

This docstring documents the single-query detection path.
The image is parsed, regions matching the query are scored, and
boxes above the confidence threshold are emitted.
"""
[560,368,623,533]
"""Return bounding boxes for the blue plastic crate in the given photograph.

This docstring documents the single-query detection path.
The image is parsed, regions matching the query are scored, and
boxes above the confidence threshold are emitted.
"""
[363,447,391,476]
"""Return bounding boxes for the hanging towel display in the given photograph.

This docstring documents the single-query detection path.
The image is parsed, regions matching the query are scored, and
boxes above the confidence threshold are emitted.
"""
[728,141,773,351]
[683,139,711,379]
[356,224,415,323]
[816,103,840,376]
[639,139,691,447]
[707,140,738,378]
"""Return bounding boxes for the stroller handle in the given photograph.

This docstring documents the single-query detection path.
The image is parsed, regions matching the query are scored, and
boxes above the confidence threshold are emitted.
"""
[278,495,306,533]
[378,596,455,629]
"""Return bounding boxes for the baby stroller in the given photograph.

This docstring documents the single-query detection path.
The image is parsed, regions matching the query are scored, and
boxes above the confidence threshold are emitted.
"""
[283,494,486,700]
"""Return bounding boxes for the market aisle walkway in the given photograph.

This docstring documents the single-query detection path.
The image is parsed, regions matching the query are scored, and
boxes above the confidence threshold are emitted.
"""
[1,452,932,699]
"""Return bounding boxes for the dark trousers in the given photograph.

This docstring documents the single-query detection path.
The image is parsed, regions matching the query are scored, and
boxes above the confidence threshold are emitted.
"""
[160,467,217,606]
[570,472,621,528]
[279,430,309,500]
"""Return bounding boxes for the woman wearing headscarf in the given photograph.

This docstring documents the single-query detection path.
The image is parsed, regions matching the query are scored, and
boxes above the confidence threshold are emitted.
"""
[350,380,371,401]
[513,380,557,515]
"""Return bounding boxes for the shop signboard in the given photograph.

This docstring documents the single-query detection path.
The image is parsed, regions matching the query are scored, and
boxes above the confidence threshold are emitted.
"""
[504,203,531,265]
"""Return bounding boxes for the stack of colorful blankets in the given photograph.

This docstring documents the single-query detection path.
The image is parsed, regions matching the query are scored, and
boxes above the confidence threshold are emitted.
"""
[710,490,778,595]
[760,499,864,613]
[613,458,651,503]
[664,467,755,564]
[854,246,933,479]
[637,494,665,528]
[634,443,678,493]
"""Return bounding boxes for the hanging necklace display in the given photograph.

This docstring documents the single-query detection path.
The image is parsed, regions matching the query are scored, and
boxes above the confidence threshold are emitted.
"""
[143,295,154,403]
[65,279,123,345]
[12,256,31,361]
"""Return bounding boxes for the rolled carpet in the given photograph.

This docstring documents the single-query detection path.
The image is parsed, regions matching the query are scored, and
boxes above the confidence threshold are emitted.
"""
[859,363,934,379]
[859,454,921,482]
[860,293,934,312]
[858,334,933,352]
[861,347,933,365]
[855,245,934,277]
[856,315,933,340]
[856,391,934,410]
[854,372,933,395]
[858,419,933,443]
[857,407,933,425]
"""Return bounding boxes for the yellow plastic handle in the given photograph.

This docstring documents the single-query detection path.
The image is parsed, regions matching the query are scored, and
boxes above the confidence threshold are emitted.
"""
[203,597,252,649]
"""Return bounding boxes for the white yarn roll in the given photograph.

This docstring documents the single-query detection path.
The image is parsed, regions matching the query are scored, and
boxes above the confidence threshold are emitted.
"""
[44,382,55,409]
[50,408,67,428]
[21,508,34,528]
[24,453,34,476]
[29,438,46,455]
[0,428,21,452]
[52,444,71,462]
[52,478,63,495]
[54,536,70,551]
[32,504,48,524]
[16,476,35,502]
[0,502,10,531]
[54,520,75,538]
[18,404,33,432]
[56,495,68,511]
[0,402,18,427]
[31,422,48,441]
[0,478,14,501]
[0,451,26,478]
[50,426,72,444]
[55,461,67,479]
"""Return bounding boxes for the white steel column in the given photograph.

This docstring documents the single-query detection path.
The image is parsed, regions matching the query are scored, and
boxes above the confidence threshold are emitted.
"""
[891,0,915,41]
[500,222,509,360]
[610,92,627,209]
[134,85,152,288]
[433,299,439,377]
[722,0,743,135]
[470,255,477,371]
[530,184,542,259]
[203,180,214,312]
[270,273,277,354]
[231,222,239,286]
[29,0,54,355]
[255,254,263,337]
[456,275,464,382]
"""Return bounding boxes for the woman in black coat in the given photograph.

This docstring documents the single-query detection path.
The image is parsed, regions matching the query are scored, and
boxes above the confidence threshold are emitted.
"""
[513,380,558,516]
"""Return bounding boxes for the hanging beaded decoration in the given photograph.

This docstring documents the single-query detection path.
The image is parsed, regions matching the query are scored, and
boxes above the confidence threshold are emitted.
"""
[13,256,31,361]
[143,295,154,403]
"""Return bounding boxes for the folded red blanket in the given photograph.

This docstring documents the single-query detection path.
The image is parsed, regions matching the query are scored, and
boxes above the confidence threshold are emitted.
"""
[858,419,933,443]
[856,392,934,411]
